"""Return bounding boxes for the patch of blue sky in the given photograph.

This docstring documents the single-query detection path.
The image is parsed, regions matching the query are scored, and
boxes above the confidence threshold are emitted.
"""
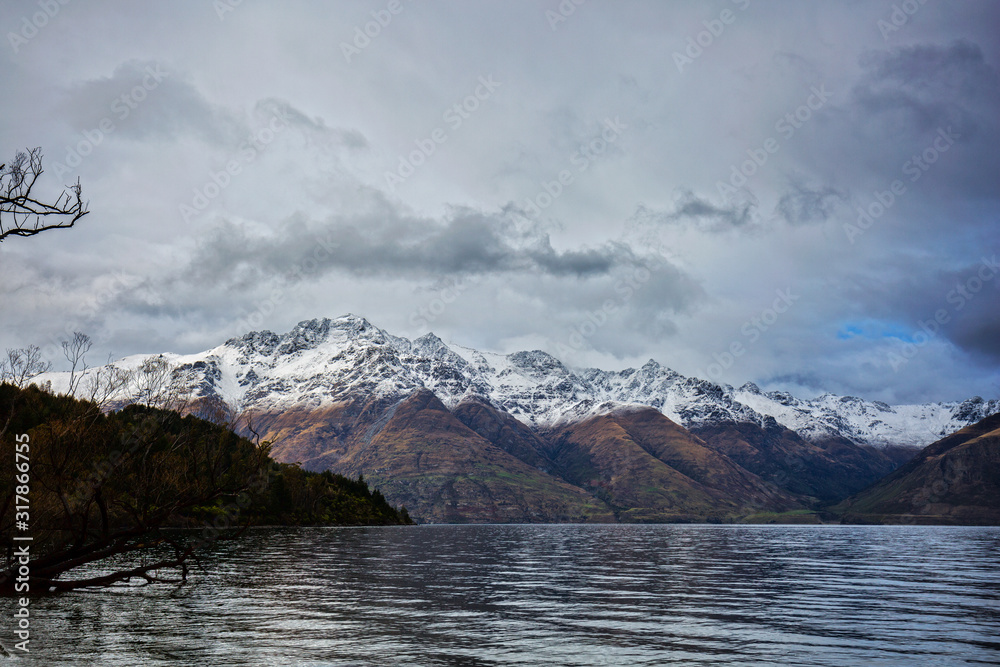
[836,320,916,343]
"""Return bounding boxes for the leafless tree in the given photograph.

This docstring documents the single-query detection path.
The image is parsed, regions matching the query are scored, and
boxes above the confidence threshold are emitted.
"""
[0,148,88,243]
[83,359,133,409]
[0,345,50,388]
[62,332,92,396]
[132,355,185,410]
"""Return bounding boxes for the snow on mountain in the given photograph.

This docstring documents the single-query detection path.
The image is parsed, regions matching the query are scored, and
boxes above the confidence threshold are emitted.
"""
[34,314,999,449]
[733,385,998,448]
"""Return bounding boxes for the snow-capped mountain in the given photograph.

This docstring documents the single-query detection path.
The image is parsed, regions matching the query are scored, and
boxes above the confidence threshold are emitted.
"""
[38,314,999,449]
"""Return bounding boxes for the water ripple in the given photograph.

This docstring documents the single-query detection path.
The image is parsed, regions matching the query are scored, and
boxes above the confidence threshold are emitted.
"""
[1,525,998,665]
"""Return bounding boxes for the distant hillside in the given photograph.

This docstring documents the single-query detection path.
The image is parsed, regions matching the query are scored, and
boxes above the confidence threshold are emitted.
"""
[689,421,902,504]
[833,413,1000,525]
[540,408,800,522]
[252,391,807,523]
[322,389,613,523]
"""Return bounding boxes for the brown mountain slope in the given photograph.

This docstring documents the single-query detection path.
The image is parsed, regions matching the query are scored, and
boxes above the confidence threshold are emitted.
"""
[689,420,906,505]
[834,413,1000,525]
[257,389,613,523]
[244,386,916,523]
[251,395,402,469]
[613,408,799,510]
[541,409,800,522]
[452,397,555,472]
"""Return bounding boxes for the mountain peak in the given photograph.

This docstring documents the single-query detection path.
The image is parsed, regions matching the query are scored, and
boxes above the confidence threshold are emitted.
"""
[414,331,445,348]
[507,350,569,377]
[330,313,379,332]
[334,312,369,324]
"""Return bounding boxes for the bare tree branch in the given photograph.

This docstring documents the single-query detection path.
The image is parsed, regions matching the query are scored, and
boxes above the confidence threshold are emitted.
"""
[0,148,88,243]
[62,332,92,396]
[84,356,133,409]
[0,345,50,388]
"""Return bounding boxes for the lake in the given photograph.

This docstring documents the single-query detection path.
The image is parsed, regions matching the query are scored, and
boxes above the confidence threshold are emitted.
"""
[3,525,999,665]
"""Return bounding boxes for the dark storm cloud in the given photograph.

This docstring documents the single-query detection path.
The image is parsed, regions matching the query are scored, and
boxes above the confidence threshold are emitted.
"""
[852,40,1000,157]
[852,40,1000,139]
[939,258,1000,362]
[839,255,1000,362]
[180,206,685,287]
[950,312,1000,362]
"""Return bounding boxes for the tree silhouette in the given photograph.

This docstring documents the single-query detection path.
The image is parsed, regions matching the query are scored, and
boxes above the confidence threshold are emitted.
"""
[0,345,50,389]
[0,148,88,243]
[0,384,272,595]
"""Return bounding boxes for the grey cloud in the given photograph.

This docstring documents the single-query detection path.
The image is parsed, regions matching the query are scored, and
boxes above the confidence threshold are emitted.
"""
[58,64,368,156]
[840,256,1000,362]
[852,40,1000,138]
[775,179,847,225]
[253,98,369,151]
[59,60,244,145]
[760,371,828,396]
[635,192,756,233]
[180,207,681,287]
[475,261,705,360]
[530,244,621,276]
[102,209,706,364]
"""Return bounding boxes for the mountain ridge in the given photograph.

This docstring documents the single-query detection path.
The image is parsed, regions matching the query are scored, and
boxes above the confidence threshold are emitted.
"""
[37,313,999,451]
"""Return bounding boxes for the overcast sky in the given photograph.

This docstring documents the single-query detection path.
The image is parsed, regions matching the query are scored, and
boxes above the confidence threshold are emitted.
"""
[1,0,998,405]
